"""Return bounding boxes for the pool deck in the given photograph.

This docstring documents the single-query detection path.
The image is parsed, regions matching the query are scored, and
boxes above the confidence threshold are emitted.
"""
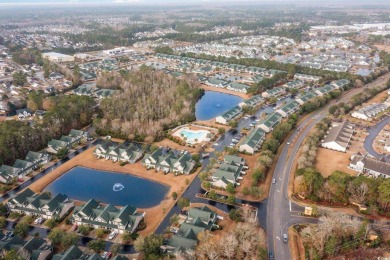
[27,145,201,236]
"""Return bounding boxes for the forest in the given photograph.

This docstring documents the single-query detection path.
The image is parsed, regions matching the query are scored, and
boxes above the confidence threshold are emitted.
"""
[0,95,95,165]
[95,67,203,141]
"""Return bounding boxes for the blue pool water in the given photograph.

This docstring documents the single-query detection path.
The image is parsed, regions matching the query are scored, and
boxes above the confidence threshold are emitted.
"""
[180,129,207,141]
[44,167,169,207]
[195,91,243,120]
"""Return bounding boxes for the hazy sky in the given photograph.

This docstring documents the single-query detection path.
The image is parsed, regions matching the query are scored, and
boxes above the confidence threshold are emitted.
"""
[0,0,388,3]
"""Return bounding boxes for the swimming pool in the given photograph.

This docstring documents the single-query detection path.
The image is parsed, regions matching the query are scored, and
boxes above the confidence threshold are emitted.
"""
[173,128,210,144]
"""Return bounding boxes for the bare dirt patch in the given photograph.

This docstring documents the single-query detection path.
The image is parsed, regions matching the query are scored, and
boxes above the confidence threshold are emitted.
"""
[27,146,201,236]
[315,148,358,178]
[374,44,390,53]
[200,84,249,99]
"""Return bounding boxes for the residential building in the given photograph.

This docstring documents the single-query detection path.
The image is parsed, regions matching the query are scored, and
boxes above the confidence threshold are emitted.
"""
[94,141,144,164]
[321,121,355,152]
[7,188,74,220]
[210,155,247,189]
[351,103,388,120]
[315,84,336,96]
[283,80,304,89]
[258,112,283,133]
[71,199,144,234]
[276,100,301,117]
[331,79,350,89]
[349,153,390,178]
[0,235,53,259]
[0,165,18,184]
[295,92,318,105]
[215,105,242,125]
[239,95,263,108]
[239,128,266,154]
[53,245,103,260]
[164,206,218,253]
[226,82,250,93]
[262,87,285,98]
[46,139,68,154]
[294,73,321,82]
[143,148,196,175]
[16,108,32,120]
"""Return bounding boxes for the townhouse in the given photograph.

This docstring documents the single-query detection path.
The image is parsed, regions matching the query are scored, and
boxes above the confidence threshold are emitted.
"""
[143,148,196,175]
[276,100,301,118]
[215,105,242,125]
[0,151,51,184]
[47,129,89,154]
[71,199,144,234]
[0,235,53,260]
[349,153,390,179]
[258,112,283,133]
[283,80,305,89]
[321,121,355,152]
[315,84,337,96]
[227,82,250,93]
[239,94,263,108]
[295,91,318,105]
[351,103,388,121]
[210,155,247,189]
[262,87,285,98]
[164,206,218,253]
[239,127,266,154]
[53,245,103,260]
[7,188,74,220]
[94,141,144,164]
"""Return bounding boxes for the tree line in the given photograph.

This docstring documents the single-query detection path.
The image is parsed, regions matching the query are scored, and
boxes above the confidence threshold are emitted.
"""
[95,66,203,142]
[0,95,95,165]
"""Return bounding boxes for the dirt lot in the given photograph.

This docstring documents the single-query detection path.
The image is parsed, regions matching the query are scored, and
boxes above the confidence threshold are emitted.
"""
[374,44,390,53]
[315,148,358,178]
[27,146,201,236]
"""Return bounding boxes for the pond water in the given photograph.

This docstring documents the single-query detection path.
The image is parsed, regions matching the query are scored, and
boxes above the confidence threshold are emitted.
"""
[44,167,169,207]
[195,91,243,120]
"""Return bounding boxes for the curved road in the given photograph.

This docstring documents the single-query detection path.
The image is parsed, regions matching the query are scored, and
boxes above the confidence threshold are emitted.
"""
[363,115,390,161]
[268,73,390,260]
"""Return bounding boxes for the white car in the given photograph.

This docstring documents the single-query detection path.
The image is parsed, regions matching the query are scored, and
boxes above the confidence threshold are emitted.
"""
[108,231,118,240]
[34,217,43,225]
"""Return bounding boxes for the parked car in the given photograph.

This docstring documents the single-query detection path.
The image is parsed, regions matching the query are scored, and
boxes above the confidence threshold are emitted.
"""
[34,217,44,225]
[102,251,112,259]
[108,231,118,240]
[269,251,274,259]
[272,178,276,184]
[283,233,288,243]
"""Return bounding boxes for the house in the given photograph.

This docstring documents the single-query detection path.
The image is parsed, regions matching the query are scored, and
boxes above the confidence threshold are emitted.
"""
[204,78,229,88]
[0,165,18,184]
[72,83,96,96]
[262,87,285,98]
[46,139,68,154]
[68,129,90,143]
[93,88,116,100]
[18,237,53,260]
[164,206,218,253]
[210,155,247,189]
[321,121,355,152]
[349,153,390,178]
[239,95,263,108]
[48,72,64,80]
[71,199,144,234]
[295,92,318,105]
[276,101,301,117]
[315,84,336,96]
[0,235,25,252]
[227,82,249,93]
[34,110,46,119]
[258,112,283,133]
[7,188,74,220]
[52,245,103,260]
[331,79,350,89]
[284,80,304,89]
[16,109,32,120]
[143,148,196,175]
[215,105,242,125]
[25,151,51,170]
[239,128,266,154]
[12,159,34,177]
[294,73,321,82]
[351,103,388,121]
[94,141,144,164]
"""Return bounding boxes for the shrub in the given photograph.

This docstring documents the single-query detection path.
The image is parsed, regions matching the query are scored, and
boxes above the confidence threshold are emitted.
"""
[171,192,178,200]
[44,218,57,229]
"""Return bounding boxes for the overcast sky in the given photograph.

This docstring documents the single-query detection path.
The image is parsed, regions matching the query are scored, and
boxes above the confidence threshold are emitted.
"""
[0,0,389,4]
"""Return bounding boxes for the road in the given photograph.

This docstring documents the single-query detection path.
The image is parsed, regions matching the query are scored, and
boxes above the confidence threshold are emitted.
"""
[268,73,390,260]
[363,115,390,161]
